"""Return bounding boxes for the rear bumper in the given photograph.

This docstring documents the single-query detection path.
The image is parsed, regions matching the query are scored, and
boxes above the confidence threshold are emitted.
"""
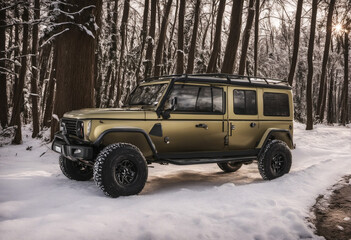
[52,133,94,160]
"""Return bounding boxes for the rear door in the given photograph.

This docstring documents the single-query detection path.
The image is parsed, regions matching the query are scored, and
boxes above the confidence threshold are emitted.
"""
[227,86,260,150]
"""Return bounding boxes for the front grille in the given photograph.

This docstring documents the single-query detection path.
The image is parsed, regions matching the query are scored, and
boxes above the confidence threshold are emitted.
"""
[62,118,77,136]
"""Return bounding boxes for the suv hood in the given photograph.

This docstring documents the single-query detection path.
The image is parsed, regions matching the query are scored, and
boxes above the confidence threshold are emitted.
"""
[63,108,146,120]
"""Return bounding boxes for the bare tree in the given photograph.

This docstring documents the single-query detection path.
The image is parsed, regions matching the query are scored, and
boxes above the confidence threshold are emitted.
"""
[116,0,130,107]
[30,0,40,137]
[238,0,255,75]
[306,0,318,130]
[186,0,201,74]
[340,29,349,125]
[135,0,149,83]
[10,3,29,144]
[206,0,225,73]
[316,0,336,122]
[287,0,303,86]
[176,0,185,74]
[253,0,260,75]
[0,1,8,128]
[154,0,172,77]
[144,0,157,78]
[221,0,244,74]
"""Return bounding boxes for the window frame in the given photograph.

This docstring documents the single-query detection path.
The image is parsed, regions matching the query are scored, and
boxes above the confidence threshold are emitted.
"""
[166,84,226,115]
[233,89,258,115]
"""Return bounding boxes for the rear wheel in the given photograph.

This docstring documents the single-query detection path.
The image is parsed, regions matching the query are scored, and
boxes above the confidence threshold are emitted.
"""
[59,155,93,181]
[93,143,148,198]
[217,162,243,173]
[258,140,292,180]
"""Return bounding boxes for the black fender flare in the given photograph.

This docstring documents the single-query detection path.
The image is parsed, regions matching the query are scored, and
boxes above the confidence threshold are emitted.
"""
[257,129,293,157]
[93,128,159,160]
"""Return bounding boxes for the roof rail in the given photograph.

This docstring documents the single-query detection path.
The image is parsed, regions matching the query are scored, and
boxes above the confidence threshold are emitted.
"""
[141,73,290,87]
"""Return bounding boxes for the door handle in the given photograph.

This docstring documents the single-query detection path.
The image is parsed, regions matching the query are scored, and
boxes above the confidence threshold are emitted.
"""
[195,123,208,129]
[250,122,256,128]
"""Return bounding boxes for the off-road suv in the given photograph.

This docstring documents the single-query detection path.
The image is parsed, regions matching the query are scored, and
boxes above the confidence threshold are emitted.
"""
[52,74,294,197]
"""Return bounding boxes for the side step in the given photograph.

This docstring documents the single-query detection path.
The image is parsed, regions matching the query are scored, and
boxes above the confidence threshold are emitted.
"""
[162,156,257,165]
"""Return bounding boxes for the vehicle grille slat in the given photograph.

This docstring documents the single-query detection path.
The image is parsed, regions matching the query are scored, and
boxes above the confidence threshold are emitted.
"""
[62,118,77,136]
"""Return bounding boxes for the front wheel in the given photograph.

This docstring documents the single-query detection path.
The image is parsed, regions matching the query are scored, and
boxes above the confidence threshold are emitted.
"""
[93,143,148,198]
[258,140,292,180]
[217,162,242,173]
[59,155,93,181]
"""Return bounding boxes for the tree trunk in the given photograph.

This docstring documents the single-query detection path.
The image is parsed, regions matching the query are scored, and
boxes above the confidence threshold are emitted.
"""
[116,0,130,107]
[107,0,118,107]
[51,0,103,138]
[43,45,57,128]
[186,0,201,74]
[221,0,244,74]
[238,0,255,75]
[287,0,303,86]
[135,0,149,83]
[30,0,40,137]
[0,2,8,128]
[340,31,349,125]
[316,0,335,122]
[306,0,318,130]
[154,0,173,77]
[11,3,29,144]
[144,0,157,78]
[206,0,225,73]
[327,64,335,124]
[253,0,260,76]
[176,0,185,74]
[166,0,178,75]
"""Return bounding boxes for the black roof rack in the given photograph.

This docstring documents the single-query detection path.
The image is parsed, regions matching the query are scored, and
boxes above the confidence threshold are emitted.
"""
[141,73,290,89]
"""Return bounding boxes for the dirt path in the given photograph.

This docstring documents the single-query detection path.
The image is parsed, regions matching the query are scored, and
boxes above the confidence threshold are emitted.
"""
[312,176,351,240]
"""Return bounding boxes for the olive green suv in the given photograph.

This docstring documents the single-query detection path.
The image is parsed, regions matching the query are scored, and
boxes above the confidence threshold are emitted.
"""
[52,74,294,197]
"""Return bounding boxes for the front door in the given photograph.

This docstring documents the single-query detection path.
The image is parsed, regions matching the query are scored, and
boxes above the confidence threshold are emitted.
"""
[159,83,227,154]
[227,86,259,150]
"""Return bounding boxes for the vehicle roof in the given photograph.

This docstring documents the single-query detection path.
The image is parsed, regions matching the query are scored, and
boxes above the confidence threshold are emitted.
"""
[141,74,291,90]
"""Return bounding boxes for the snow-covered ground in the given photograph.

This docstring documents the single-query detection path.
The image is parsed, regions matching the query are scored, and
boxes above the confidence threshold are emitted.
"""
[0,123,350,240]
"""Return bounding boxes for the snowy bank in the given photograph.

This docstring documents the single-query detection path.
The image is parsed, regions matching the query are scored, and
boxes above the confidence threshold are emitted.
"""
[0,123,350,240]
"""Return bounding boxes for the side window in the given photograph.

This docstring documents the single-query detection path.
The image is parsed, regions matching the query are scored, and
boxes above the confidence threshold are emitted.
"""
[212,88,223,113]
[233,90,257,115]
[169,85,199,111]
[263,92,290,116]
[168,85,223,113]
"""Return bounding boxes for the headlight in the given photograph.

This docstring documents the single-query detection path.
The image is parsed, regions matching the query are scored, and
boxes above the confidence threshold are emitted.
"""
[86,120,92,138]
[76,121,84,138]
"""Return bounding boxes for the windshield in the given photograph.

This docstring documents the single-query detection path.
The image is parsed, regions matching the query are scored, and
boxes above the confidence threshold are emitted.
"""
[128,84,168,106]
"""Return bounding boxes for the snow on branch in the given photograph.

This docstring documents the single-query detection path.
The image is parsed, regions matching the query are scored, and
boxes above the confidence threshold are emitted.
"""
[40,28,69,48]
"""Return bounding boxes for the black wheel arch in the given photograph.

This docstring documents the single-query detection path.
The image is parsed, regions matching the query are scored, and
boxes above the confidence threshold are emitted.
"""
[93,128,159,161]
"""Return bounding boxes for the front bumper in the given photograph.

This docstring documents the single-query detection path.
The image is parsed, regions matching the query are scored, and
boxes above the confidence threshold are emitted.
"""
[52,133,94,160]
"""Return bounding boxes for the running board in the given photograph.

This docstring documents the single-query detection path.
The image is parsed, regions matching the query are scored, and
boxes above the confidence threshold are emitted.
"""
[161,156,257,165]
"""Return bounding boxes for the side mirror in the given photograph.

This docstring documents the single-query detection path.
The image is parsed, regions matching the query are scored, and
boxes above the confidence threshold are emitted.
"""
[161,97,177,119]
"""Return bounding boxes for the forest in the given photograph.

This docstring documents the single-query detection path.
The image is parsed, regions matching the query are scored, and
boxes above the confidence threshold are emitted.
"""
[0,0,350,144]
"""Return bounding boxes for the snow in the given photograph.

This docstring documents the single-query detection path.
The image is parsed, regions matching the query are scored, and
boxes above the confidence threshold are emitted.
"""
[0,123,350,240]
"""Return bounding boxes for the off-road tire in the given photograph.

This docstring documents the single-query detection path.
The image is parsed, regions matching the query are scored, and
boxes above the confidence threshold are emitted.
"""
[217,162,243,173]
[59,155,93,181]
[93,143,148,198]
[258,139,292,180]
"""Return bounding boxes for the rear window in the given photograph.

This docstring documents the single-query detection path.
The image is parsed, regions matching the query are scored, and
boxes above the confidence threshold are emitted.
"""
[263,92,290,116]
[233,90,257,115]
